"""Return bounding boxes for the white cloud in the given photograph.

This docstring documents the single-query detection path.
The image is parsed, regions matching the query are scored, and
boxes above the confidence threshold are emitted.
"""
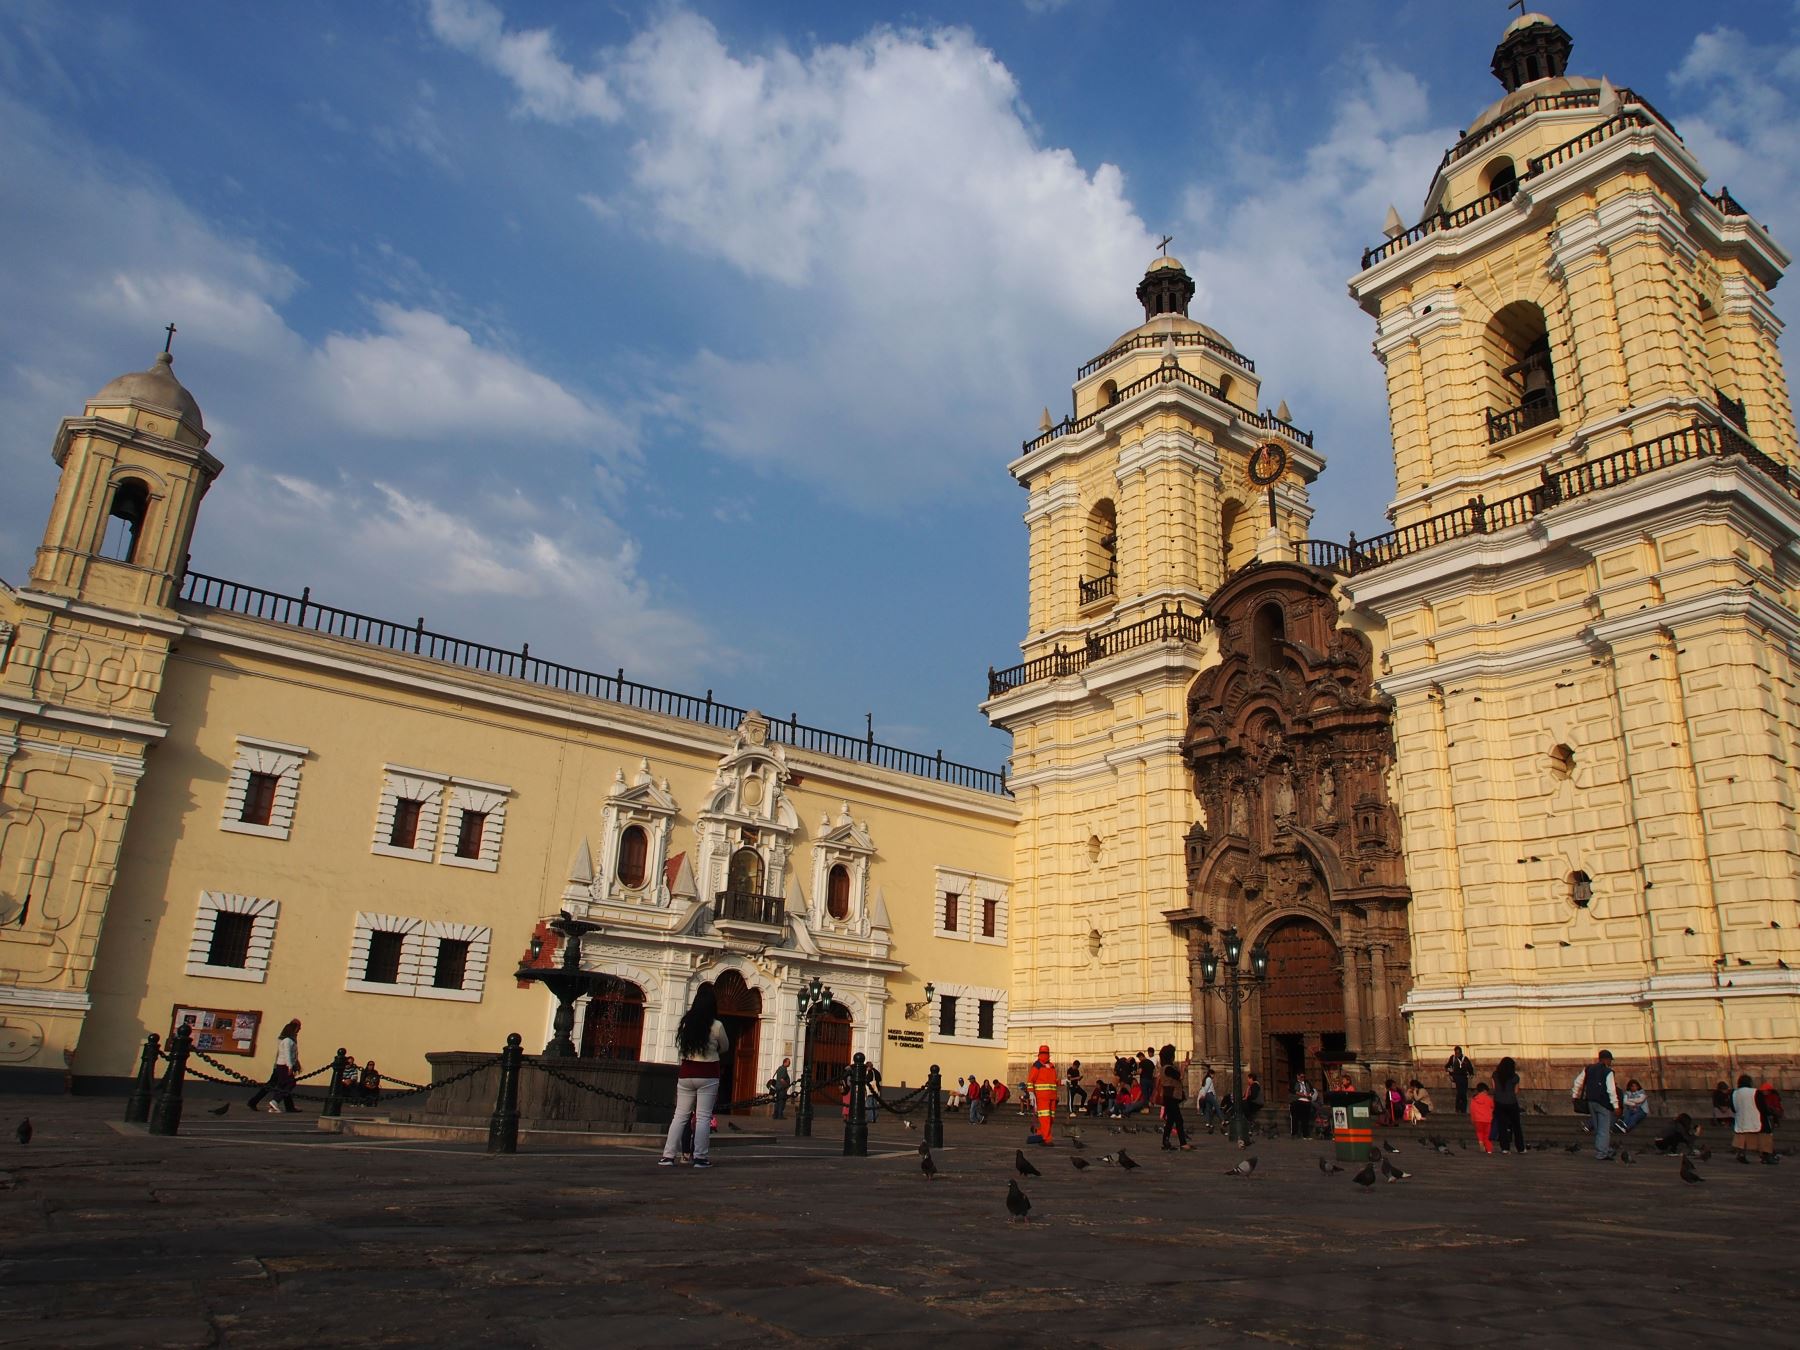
[310,304,622,444]
[425,0,620,123]
[1670,25,1800,249]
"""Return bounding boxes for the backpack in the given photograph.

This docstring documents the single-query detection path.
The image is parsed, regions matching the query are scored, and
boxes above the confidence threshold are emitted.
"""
[1163,1076,1186,1105]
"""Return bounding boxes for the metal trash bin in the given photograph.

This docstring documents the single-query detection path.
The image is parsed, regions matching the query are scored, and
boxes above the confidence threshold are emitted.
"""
[1326,1091,1377,1163]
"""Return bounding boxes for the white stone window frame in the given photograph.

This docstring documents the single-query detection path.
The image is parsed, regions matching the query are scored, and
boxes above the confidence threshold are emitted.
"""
[933,868,1007,944]
[184,891,280,984]
[344,912,428,996]
[810,804,875,935]
[219,736,309,841]
[416,920,493,1003]
[437,777,511,873]
[597,760,680,906]
[929,981,1008,1048]
[370,765,447,863]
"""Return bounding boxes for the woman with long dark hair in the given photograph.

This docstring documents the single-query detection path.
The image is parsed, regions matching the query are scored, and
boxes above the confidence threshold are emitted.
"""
[1157,1044,1192,1151]
[1491,1055,1525,1153]
[659,982,730,1168]
[248,1019,302,1114]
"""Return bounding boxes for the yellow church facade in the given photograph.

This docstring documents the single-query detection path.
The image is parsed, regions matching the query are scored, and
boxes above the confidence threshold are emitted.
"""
[2,13,1796,1102]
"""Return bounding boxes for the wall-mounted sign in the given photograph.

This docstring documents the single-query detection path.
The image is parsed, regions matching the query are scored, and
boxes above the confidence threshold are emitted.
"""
[885,1028,924,1049]
[170,1004,261,1057]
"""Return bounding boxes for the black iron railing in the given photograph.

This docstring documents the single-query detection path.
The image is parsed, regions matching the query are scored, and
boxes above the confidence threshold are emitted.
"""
[1432,86,1674,178]
[177,573,1010,796]
[714,891,785,926]
[1709,187,1748,218]
[988,603,1210,697]
[1023,363,1313,455]
[1364,106,1657,270]
[1487,394,1560,444]
[1715,387,1748,430]
[1294,417,1777,579]
[1079,572,1116,604]
[1077,328,1255,381]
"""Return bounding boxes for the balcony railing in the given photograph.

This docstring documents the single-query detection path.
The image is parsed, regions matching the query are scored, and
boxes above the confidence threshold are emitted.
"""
[1715,387,1748,430]
[1079,571,1116,604]
[1077,328,1255,381]
[1487,393,1560,444]
[1432,86,1674,178]
[177,573,1010,796]
[1294,416,1776,579]
[714,890,785,927]
[988,603,1210,697]
[1023,363,1313,455]
[1364,107,1657,270]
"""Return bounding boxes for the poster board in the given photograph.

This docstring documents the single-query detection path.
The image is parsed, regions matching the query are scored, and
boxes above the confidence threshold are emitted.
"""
[170,1004,262,1057]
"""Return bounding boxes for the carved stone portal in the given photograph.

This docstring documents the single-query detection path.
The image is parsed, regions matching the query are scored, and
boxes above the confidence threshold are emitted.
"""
[1170,562,1411,1096]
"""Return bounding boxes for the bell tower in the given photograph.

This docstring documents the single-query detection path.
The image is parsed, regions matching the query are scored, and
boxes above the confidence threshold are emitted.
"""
[1338,13,1800,1088]
[0,346,220,1084]
[985,255,1321,1072]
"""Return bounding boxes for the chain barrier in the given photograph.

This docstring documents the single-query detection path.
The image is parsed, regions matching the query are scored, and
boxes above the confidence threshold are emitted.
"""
[187,1047,498,1105]
[530,1061,782,1116]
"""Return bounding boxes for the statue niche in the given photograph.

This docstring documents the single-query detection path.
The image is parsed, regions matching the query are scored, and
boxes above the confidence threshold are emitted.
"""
[1170,561,1412,1086]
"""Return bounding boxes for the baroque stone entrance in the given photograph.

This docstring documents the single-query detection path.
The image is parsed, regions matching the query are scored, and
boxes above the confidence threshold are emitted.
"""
[1168,562,1411,1090]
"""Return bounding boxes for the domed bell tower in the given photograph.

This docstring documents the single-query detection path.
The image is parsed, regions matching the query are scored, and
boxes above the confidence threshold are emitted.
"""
[0,344,221,1084]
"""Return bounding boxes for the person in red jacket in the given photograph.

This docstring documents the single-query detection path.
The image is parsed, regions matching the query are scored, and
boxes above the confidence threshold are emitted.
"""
[1027,1045,1059,1145]
[1469,1082,1496,1154]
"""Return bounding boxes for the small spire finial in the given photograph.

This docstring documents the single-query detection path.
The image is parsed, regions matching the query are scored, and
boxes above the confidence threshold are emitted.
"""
[163,322,177,354]
[1508,0,1526,15]
[1157,234,1174,257]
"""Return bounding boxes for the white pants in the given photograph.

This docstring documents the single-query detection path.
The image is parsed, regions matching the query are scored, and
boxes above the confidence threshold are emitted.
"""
[661,1075,720,1162]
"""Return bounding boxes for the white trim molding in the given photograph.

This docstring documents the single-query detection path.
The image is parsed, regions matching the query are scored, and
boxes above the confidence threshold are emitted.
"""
[930,981,1008,1047]
[417,920,493,1003]
[370,765,447,863]
[345,912,427,995]
[219,735,309,841]
[437,777,512,873]
[932,867,1009,946]
[184,891,280,983]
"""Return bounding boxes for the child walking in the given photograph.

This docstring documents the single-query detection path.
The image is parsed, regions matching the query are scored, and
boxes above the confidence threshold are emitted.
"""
[1469,1081,1496,1154]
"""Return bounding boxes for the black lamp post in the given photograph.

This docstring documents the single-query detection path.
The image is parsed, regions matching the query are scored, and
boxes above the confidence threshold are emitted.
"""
[793,975,833,1138]
[1199,925,1268,1145]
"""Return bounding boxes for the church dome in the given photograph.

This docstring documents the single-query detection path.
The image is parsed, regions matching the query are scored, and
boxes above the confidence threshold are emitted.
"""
[90,351,205,438]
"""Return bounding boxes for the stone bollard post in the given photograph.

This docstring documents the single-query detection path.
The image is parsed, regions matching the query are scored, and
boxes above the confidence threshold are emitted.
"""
[322,1047,349,1119]
[487,1033,524,1155]
[123,1033,161,1124]
[148,1024,192,1137]
[925,1063,944,1150]
[844,1052,869,1158]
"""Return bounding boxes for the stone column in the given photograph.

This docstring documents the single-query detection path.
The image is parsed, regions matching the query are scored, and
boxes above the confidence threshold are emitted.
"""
[1341,942,1365,1059]
[1368,942,1393,1055]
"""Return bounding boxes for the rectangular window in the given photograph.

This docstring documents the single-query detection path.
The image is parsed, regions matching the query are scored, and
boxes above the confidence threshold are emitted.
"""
[454,811,487,860]
[239,772,280,827]
[943,892,959,932]
[206,912,255,969]
[982,896,997,938]
[977,999,996,1041]
[936,994,959,1038]
[389,799,423,850]
[433,938,470,990]
[364,930,405,984]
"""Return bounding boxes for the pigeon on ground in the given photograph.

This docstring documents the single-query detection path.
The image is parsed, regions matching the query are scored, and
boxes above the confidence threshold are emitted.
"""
[1071,1156,1091,1171]
[1006,1178,1032,1221]
[1458,1139,1470,1151]
[1318,1157,1344,1174]
[902,1120,915,1130]
[1225,1157,1258,1177]
[1680,1156,1703,1184]
[1381,1157,1409,1181]
[1530,1103,1548,1115]
[921,1152,937,1181]
[208,1103,230,1117]
[1382,1140,1400,1154]
[14,1119,30,1146]
[1070,1135,1086,1151]
[1098,1153,1117,1165]
[1618,1148,1633,1165]
[917,1138,931,1157]
[1697,1147,1713,1161]
[1116,1148,1141,1171]
[1353,1163,1377,1188]
[1434,1141,1453,1156]
[1564,1142,1583,1154]
[726,1122,742,1132]
[1016,1149,1042,1179]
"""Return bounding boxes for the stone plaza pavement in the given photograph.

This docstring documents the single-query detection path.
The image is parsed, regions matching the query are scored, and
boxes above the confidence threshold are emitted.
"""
[0,1093,1792,1348]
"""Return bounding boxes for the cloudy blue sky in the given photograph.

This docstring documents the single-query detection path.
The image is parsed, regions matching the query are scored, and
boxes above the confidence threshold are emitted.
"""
[3,2,1797,771]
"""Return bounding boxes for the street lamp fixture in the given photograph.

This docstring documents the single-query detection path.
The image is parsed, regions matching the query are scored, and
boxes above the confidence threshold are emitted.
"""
[1199,924,1268,1145]
[904,982,936,1020]
[793,975,834,1138]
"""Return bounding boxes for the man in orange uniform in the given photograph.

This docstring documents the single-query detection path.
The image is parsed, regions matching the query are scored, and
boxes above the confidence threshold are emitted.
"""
[1027,1045,1059,1145]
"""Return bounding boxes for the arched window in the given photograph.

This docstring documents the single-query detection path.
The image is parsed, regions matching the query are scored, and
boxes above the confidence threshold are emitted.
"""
[1082,499,1117,602]
[102,479,150,563]
[1098,379,1119,410]
[826,864,851,920]
[1484,156,1518,203]
[1217,373,1234,404]
[580,977,645,1059]
[1484,301,1557,443]
[728,846,764,896]
[616,825,648,888]
[1251,603,1286,668]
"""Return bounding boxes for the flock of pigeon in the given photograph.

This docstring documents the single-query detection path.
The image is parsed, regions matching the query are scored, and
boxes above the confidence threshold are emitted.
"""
[907,1121,1737,1222]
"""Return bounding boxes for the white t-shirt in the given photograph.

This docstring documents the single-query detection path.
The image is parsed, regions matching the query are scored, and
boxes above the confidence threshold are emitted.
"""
[680,1020,731,1063]
[1733,1085,1762,1134]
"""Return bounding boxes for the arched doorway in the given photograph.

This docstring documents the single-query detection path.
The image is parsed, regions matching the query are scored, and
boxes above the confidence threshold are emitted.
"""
[579,977,645,1060]
[809,1001,852,1103]
[713,970,762,1112]
[1259,917,1345,1099]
